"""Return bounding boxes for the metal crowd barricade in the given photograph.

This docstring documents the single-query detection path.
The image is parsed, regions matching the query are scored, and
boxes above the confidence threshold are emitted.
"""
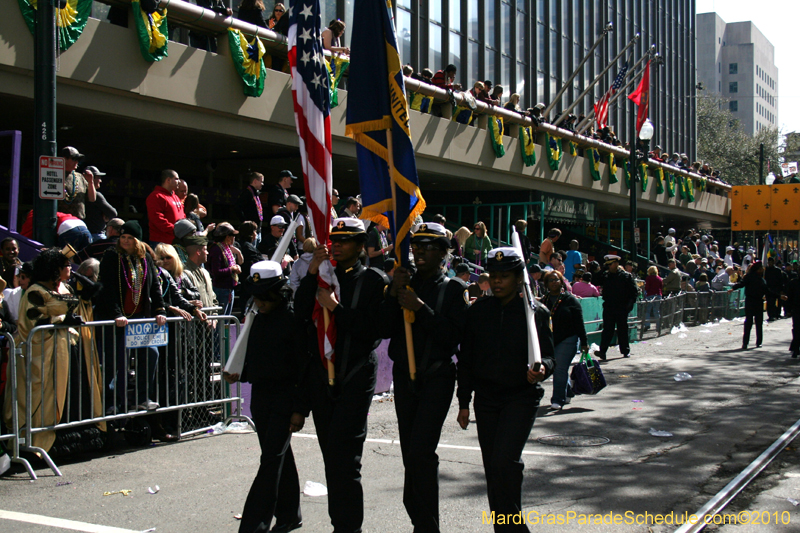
[13,314,251,479]
[0,334,36,479]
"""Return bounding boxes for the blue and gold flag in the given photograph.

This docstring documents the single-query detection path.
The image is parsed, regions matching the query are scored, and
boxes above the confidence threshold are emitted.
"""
[345,0,425,267]
[607,153,619,183]
[488,116,505,157]
[410,92,434,114]
[518,126,536,167]
[325,55,350,108]
[228,28,266,97]
[18,0,92,51]
[588,149,601,181]
[133,0,168,62]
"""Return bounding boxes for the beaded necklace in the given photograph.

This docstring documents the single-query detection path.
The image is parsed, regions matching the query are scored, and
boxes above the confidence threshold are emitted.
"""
[157,267,169,298]
[547,292,564,331]
[119,253,147,318]
[217,242,238,283]
[249,185,263,222]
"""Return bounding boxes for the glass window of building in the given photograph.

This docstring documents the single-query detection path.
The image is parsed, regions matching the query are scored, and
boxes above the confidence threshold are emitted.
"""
[321,0,336,26]
[486,48,497,82]
[502,55,511,93]
[396,0,410,8]
[730,101,738,112]
[501,2,512,54]
[729,63,737,75]
[517,12,526,59]
[449,32,462,75]
[537,71,545,102]
[549,0,557,27]
[396,8,412,66]
[429,23,442,71]
[550,29,558,72]
[344,0,354,47]
[429,0,441,23]
[516,62,526,102]
[469,40,480,86]
[468,0,479,39]
[537,23,545,67]
[486,1,496,48]
[537,0,545,23]
[450,0,461,32]
[729,82,738,93]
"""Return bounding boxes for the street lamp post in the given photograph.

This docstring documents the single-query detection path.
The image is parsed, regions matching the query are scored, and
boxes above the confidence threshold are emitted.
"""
[630,119,654,260]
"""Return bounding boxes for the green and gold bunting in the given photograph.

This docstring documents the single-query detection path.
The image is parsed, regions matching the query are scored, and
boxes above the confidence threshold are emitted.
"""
[410,92,434,114]
[588,149,601,181]
[228,28,266,97]
[488,116,505,157]
[545,134,563,171]
[678,175,687,199]
[133,1,168,62]
[624,161,632,189]
[696,177,706,192]
[607,153,618,183]
[655,167,665,194]
[686,177,695,202]
[18,0,92,51]
[452,105,473,125]
[325,55,349,108]
[518,126,536,167]
[639,163,649,192]
[568,141,577,157]
[666,173,676,197]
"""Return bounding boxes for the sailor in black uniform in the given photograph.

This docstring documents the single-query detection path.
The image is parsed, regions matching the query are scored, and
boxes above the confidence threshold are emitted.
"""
[594,254,639,360]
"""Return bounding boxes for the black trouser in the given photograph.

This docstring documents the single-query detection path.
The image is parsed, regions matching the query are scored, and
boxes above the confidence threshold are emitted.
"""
[474,387,543,532]
[156,323,182,432]
[101,323,159,408]
[790,313,799,354]
[598,309,630,356]
[743,304,764,348]
[311,358,377,533]
[766,294,781,320]
[239,383,301,533]
[393,363,456,533]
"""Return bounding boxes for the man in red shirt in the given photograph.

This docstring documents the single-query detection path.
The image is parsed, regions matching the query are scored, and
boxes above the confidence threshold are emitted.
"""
[146,169,184,245]
[431,64,460,90]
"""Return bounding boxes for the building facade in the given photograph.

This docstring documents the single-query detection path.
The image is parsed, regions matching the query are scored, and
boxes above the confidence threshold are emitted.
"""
[346,0,698,159]
[696,12,778,137]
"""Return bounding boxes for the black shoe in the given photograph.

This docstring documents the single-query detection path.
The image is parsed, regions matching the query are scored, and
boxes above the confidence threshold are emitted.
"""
[742,344,749,350]
[622,353,631,358]
[594,350,606,361]
[271,521,302,532]
[792,351,799,358]
[756,343,762,348]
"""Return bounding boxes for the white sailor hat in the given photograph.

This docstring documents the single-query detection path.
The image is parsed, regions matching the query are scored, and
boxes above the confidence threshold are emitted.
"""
[330,217,366,241]
[486,247,524,272]
[244,260,287,295]
[411,222,449,248]
[270,215,288,227]
[604,254,622,264]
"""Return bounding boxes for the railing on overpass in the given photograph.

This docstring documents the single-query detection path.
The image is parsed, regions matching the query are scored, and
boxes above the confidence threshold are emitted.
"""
[426,201,546,249]
[101,0,728,201]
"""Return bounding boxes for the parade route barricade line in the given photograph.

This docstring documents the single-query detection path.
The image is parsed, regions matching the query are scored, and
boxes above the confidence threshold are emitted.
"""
[289,432,654,464]
[12,315,252,480]
[0,334,37,479]
[0,509,145,533]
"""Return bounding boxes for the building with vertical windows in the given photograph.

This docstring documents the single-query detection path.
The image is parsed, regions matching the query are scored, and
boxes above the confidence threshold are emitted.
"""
[376,0,698,158]
[696,12,778,136]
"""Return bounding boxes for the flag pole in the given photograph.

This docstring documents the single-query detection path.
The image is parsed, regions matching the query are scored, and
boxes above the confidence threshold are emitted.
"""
[324,308,334,385]
[387,128,417,382]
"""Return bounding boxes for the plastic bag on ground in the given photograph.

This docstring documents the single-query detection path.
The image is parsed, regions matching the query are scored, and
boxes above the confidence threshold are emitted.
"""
[209,422,254,435]
[674,372,692,381]
[303,480,328,497]
[649,428,673,437]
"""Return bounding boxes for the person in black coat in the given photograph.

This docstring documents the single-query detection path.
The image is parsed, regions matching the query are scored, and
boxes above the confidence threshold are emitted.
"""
[786,276,800,358]
[96,221,167,411]
[732,261,787,349]
[456,247,555,533]
[541,270,588,410]
[763,257,787,321]
[294,218,388,533]
[225,261,306,533]
[235,172,266,237]
[378,222,468,532]
[236,0,267,27]
[595,255,639,360]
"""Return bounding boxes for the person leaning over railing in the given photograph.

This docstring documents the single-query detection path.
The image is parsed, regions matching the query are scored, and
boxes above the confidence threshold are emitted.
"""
[96,221,167,413]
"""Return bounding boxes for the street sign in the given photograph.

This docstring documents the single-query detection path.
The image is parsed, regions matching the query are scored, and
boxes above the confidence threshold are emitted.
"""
[634,227,640,244]
[39,156,65,200]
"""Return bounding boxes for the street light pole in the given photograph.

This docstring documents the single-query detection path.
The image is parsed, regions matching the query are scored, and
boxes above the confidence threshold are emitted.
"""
[33,0,58,246]
[628,18,638,261]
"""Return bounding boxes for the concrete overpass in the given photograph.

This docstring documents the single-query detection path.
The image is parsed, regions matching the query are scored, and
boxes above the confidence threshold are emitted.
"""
[0,3,729,230]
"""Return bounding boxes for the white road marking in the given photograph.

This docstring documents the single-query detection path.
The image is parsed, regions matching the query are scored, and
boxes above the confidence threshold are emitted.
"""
[292,432,630,463]
[0,509,145,533]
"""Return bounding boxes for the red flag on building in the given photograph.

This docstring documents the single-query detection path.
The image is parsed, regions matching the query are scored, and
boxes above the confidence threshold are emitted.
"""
[628,60,651,134]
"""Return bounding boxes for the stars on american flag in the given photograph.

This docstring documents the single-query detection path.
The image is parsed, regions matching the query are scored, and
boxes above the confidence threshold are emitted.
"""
[288,0,329,111]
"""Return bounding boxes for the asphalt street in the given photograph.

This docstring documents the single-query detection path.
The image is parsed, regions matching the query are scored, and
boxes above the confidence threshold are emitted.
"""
[1,316,799,533]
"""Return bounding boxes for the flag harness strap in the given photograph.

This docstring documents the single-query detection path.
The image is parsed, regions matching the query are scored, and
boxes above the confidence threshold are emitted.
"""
[417,278,451,379]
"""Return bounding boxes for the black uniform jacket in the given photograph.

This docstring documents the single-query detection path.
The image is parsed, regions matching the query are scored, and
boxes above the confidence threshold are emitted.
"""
[96,249,166,319]
[786,278,800,313]
[601,269,639,312]
[235,186,263,228]
[457,296,555,409]
[543,292,588,347]
[378,271,468,377]
[733,273,778,309]
[158,269,196,314]
[241,303,307,410]
[294,260,389,385]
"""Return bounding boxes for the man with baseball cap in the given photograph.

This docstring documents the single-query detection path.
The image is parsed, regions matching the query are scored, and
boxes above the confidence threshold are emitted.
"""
[378,222,468,531]
[294,217,389,533]
[595,254,639,360]
[61,146,97,220]
[258,215,298,260]
[83,165,118,242]
[267,170,297,215]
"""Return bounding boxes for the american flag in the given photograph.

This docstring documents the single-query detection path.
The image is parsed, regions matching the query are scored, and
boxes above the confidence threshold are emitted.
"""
[594,63,628,129]
[288,0,336,367]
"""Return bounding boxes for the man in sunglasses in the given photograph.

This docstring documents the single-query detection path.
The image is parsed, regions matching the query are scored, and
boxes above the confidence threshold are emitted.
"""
[378,222,469,532]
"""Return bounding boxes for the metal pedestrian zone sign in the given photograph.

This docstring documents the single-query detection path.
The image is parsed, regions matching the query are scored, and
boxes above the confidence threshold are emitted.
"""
[38,156,65,200]
[125,322,168,349]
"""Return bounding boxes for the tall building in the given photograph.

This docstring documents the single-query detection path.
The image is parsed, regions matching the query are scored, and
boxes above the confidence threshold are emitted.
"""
[340,0,697,158]
[696,12,778,136]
